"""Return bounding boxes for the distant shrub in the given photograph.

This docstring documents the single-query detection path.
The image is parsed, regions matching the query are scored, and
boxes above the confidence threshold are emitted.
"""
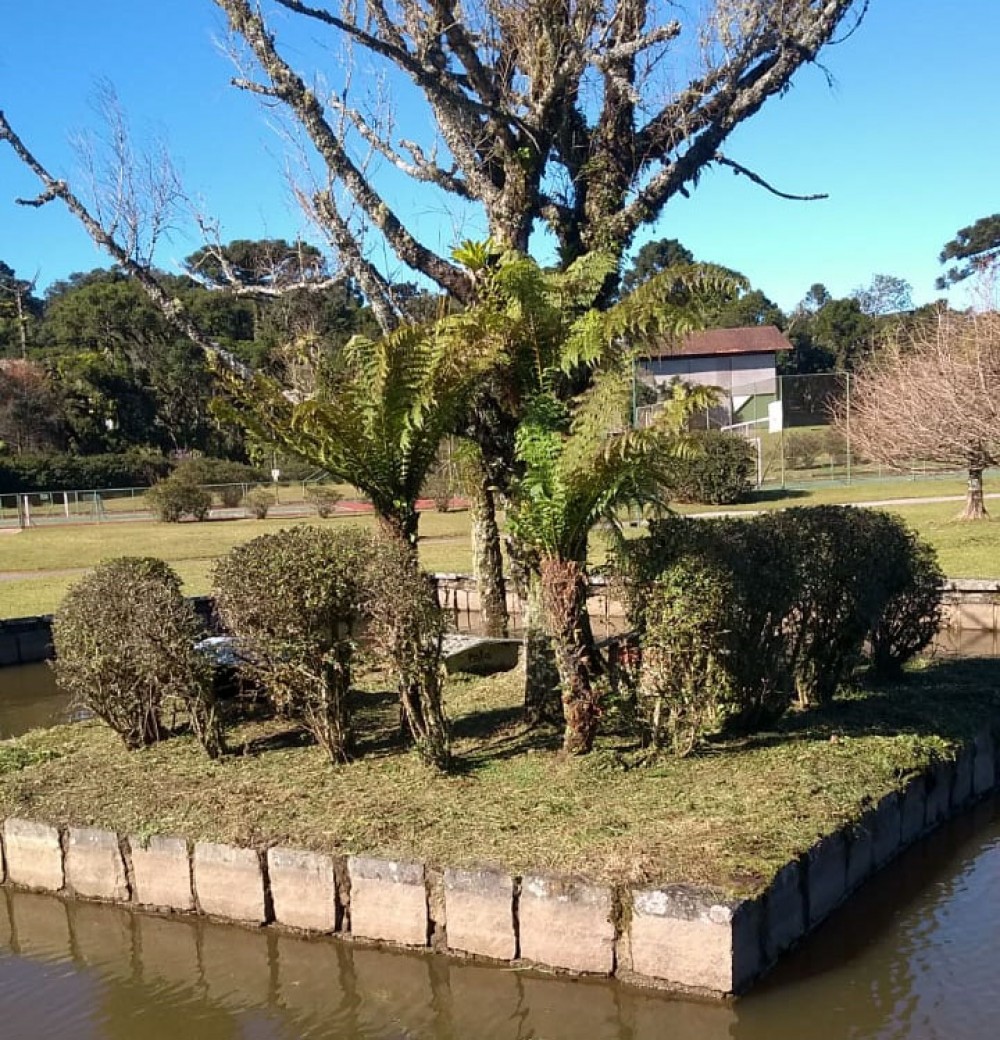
[146,477,212,522]
[363,536,452,769]
[0,449,170,494]
[213,526,374,762]
[52,557,223,756]
[244,488,273,519]
[304,485,342,518]
[663,431,754,505]
[171,457,262,507]
[784,429,827,471]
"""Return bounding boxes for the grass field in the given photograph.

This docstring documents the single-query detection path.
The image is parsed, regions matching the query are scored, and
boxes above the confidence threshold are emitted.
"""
[1,475,998,619]
[1,657,996,895]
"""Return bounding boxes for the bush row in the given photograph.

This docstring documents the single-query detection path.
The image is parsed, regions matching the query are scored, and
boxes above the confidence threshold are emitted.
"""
[617,507,943,754]
[0,450,171,494]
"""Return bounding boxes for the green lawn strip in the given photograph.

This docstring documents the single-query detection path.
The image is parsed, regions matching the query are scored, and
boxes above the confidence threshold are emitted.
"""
[2,658,995,897]
[0,510,475,617]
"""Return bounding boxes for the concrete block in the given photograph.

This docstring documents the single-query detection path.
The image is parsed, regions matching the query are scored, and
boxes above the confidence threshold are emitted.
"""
[628,885,760,994]
[0,632,18,666]
[872,793,902,868]
[846,816,875,891]
[806,832,848,927]
[764,861,805,962]
[348,856,427,947]
[129,835,194,911]
[952,746,974,810]
[442,635,520,676]
[519,874,615,975]
[443,866,515,961]
[925,762,953,829]
[973,731,995,796]
[66,827,129,901]
[16,626,52,664]
[194,842,267,924]
[3,818,63,892]
[900,778,927,846]
[267,846,337,933]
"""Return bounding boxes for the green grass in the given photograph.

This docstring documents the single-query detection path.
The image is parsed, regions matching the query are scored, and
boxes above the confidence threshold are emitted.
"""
[1,657,996,896]
[0,509,476,617]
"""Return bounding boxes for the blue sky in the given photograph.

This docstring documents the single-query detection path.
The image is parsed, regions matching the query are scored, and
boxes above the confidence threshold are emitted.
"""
[1,1,997,312]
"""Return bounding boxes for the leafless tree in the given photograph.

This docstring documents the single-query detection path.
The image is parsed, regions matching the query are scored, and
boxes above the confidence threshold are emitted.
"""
[838,310,1000,519]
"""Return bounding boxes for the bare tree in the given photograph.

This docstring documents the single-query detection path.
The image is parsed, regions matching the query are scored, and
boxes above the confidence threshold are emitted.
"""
[839,310,1000,519]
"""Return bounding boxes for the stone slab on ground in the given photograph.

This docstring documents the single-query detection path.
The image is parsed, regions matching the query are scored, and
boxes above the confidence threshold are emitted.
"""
[2,818,63,892]
[129,835,195,911]
[441,635,520,676]
[443,866,515,960]
[193,842,267,924]
[65,827,129,901]
[519,874,615,975]
[267,846,337,933]
[348,856,427,947]
[628,885,759,994]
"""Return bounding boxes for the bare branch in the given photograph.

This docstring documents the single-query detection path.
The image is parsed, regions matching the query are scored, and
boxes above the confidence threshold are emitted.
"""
[713,154,828,201]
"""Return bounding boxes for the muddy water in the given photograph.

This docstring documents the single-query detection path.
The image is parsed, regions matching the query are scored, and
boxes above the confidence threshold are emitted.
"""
[0,662,70,739]
[1,799,999,1039]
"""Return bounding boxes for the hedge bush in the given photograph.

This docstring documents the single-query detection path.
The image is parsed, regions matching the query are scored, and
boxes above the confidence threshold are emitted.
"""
[662,431,755,505]
[244,487,274,519]
[0,450,170,494]
[146,477,212,522]
[304,484,342,518]
[51,557,223,757]
[213,526,374,762]
[618,507,944,749]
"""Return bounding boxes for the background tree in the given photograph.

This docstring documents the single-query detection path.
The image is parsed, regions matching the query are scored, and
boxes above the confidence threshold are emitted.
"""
[622,239,696,294]
[0,261,42,358]
[0,359,64,454]
[937,214,1000,288]
[838,310,1000,519]
[852,273,914,316]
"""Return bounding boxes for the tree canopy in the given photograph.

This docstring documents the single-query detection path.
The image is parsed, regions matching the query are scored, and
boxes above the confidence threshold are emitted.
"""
[937,214,1000,288]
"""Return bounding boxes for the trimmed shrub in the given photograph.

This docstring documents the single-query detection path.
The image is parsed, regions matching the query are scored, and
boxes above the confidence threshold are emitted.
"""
[663,431,755,505]
[636,555,736,755]
[147,477,212,522]
[51,557,223,756]
[244,487,273,519]
[304,484,342,518]
[868,524,944,679]
[213,526,374,762]
[363,536,452,769]
[171,457,262,508]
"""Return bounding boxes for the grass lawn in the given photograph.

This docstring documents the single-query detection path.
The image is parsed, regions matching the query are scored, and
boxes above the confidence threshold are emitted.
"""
[2,477,998,619]
[1,657,996,897]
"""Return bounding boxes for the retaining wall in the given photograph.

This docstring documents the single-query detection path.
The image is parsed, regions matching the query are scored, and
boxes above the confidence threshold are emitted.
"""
[2,726,998,999]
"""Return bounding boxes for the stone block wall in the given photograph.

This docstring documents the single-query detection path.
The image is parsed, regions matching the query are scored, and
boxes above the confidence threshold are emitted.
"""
[1,726,999,999]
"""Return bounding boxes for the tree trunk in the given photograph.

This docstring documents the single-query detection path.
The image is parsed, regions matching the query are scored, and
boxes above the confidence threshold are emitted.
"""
[507,537,562,727]
[469,476,508,637]
[539,556,602,755]
[961,467,988,520]
[376,505,419,548]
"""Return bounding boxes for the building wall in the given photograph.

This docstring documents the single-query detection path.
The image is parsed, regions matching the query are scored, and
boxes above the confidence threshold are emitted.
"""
[644,352,776,394]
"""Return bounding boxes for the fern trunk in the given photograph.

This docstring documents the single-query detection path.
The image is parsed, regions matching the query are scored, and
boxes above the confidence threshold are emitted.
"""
[539,556,602,754]
[469,477,509,637]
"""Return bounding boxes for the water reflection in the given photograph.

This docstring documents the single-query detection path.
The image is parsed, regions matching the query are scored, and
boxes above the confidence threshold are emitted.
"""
[2,801,1000,1039]
[0,662,70,738]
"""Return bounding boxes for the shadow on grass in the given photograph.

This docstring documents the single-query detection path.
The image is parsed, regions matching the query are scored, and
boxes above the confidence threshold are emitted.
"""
[714,657,1000,756]
[745,487,811,505]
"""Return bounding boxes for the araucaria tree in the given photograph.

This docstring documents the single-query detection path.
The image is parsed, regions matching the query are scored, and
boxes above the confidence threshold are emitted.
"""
[841,310,1000,519]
